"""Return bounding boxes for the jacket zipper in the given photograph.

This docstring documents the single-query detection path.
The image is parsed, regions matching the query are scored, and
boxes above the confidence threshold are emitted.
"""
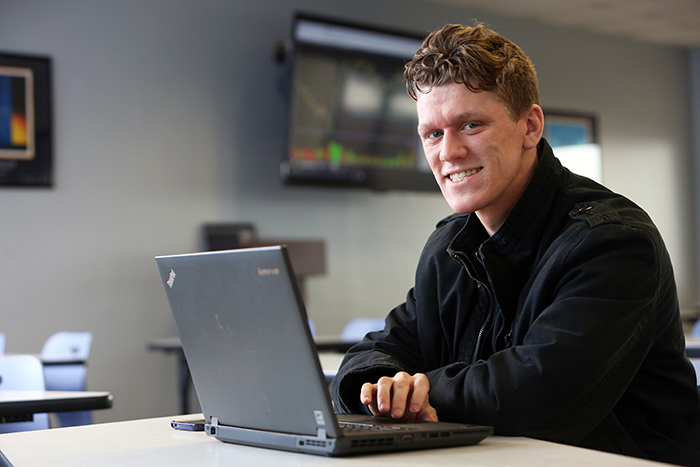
[473,285,494,363]
[453,252,494,364]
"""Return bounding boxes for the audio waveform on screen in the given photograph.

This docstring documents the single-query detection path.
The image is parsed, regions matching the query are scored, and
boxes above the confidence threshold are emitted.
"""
[290,140,415,169]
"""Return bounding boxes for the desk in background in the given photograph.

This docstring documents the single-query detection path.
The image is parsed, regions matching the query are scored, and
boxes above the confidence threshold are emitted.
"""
[147,337,354,356]
[685,339,700,358]
[0,390,112,423]
[0,414,669,466]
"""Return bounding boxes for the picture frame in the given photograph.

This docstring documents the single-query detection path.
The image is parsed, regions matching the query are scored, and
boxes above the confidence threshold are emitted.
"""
[0,52,52,187]
[543,110,602,183]
[543,110,598,147]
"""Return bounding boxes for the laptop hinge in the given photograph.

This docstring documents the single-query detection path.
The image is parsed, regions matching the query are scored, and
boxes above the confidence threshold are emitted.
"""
[206,416,219,437]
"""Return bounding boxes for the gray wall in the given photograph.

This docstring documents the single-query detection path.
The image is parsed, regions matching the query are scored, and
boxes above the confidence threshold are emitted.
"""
[693,49,700,308]
[0,0,694,423]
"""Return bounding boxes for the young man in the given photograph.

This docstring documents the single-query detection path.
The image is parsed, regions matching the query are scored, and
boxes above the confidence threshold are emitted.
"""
[330,23,700,466]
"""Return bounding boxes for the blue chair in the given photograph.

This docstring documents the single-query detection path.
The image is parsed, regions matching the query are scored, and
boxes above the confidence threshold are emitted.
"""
[0,355,50,432]
[41,332,93,427]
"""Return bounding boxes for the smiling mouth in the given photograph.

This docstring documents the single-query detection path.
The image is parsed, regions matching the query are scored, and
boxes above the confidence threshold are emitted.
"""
[448,168,482,182]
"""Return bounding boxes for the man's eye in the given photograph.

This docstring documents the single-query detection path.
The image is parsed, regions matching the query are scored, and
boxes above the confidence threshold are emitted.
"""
[428,130,443,139]
[465,122,479,130]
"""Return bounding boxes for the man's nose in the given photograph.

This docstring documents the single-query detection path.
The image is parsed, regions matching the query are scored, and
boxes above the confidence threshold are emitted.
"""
[440,132,467,162]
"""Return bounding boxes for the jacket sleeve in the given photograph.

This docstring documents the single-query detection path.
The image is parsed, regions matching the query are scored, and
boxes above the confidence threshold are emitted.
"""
[330,287,426,414]
[426,220,675,444]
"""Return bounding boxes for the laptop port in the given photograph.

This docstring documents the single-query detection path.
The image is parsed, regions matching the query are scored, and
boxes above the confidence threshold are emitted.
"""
[401,434,414,444]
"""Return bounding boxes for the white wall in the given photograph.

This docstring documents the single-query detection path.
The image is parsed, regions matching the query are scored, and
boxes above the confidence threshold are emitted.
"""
[0,0,693,423]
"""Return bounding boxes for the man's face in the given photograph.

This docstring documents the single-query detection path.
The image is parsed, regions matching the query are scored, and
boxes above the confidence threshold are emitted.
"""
[416,83,538,231]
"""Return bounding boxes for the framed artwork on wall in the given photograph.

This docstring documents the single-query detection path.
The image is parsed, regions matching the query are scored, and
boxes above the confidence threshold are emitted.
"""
[543,111,597,147]
[0,52,52,187]
[543,110,602,184]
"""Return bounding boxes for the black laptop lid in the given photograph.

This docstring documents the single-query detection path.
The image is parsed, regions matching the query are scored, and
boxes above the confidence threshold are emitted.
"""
[155,246,340,438]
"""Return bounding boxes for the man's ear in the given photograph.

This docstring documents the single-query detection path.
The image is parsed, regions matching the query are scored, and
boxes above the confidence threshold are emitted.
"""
[522,105,544,150]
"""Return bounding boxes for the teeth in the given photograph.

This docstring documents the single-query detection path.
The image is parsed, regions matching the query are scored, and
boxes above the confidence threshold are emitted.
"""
[449,168,481,182]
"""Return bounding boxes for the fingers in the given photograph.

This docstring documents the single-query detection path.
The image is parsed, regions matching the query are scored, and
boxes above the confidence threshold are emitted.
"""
[359,372,438,421]
[396,372,437,421]
[379,374,401,416]
[360,377,395,416]
[406,373,429,414]
[360,382,375,407]
[360,382,382,416]
[416,403,439,422]
[386,372,413,418]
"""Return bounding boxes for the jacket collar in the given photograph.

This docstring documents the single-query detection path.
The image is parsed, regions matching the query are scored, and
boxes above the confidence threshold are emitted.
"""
[489,138,564,257]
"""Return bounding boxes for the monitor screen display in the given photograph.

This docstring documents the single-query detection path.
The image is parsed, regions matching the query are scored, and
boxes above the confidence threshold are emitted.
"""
[281,14,438,192]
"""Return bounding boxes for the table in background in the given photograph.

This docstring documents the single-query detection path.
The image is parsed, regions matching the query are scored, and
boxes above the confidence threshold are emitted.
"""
[0,390,112,423]
[0,415,670,467]
[686,339,700,358]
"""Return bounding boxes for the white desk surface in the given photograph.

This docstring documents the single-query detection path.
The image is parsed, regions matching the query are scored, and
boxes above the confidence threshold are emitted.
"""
[0,415,670,466]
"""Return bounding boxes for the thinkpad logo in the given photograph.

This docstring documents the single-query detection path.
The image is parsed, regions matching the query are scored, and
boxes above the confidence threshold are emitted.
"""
[166,269,176,288]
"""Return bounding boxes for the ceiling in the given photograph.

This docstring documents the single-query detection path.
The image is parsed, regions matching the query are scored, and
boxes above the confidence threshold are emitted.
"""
[427,0,700,48]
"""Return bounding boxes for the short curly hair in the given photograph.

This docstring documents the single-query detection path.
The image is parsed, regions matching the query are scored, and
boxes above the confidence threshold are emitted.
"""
[405,23,540,121]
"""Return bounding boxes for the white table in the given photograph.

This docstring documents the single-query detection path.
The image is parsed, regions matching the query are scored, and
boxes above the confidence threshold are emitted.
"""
[0,415,670,466]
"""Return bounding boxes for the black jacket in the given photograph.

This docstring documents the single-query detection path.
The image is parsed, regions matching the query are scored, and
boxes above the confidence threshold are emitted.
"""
[331,140,700,466]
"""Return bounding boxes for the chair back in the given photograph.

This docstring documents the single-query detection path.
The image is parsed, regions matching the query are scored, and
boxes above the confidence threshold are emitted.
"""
[41,332,92,360]
[0,355,45,390]
[40,332,93,427]
[0,355,50,432]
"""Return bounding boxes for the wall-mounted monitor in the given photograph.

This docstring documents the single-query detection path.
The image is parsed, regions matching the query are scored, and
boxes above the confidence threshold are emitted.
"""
[280,14,438,192]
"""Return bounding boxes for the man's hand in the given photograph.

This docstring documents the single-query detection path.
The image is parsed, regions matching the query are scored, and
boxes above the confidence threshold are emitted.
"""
[360,371,438,422]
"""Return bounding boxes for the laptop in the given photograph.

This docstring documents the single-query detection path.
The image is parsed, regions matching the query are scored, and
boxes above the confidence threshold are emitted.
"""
[155,245,493,456]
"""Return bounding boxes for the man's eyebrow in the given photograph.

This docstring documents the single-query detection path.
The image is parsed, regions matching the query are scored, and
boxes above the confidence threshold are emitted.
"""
[456,110,485,120]
[417,111,485,132]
